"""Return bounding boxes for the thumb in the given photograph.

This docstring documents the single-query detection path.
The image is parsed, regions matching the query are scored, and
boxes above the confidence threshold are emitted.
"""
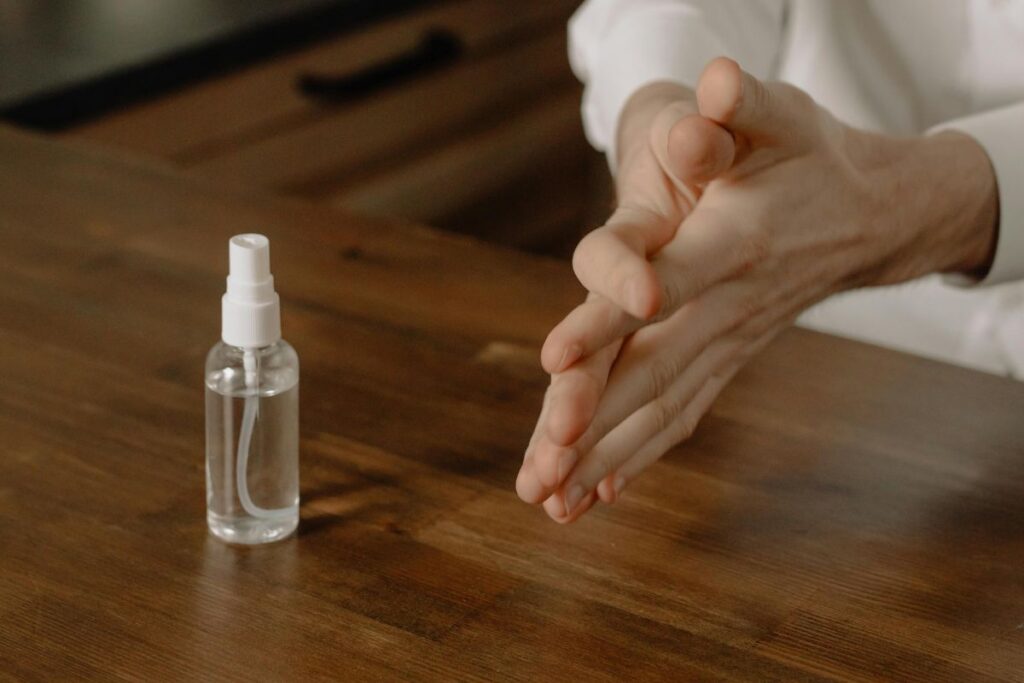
[664,113,737,185]
[696,56,817,148]
[571,206,674,320]
[647,100,737,192]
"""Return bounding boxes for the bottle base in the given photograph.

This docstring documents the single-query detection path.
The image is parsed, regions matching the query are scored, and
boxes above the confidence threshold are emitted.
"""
[207,510,298,545]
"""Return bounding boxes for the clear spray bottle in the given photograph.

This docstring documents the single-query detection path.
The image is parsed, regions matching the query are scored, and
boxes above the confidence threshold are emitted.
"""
[205,234,299,544]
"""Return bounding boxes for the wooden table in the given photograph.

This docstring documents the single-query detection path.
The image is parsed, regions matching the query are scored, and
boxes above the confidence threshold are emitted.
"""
[1,126,1023,681]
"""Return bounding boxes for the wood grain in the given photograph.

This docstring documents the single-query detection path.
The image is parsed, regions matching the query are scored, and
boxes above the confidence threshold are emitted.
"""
[65,0,581,162]
[325,87,592,254]
[65,0,591,256]
[183,28,576,195]
[1,126,1023,682]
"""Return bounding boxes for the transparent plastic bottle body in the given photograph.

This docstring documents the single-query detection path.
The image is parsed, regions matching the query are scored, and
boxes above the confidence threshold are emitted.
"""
[205,340,299,544]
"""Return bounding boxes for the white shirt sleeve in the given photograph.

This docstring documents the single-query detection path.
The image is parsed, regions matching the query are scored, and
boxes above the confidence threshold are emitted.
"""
[932,102,1024,286]
[568,0,787,168]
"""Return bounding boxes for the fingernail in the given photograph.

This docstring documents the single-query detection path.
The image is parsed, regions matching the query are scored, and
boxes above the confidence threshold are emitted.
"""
[556,449,578,485]
[613,476,627,499]
[557,344,582,372]
[516,466,541,504]
[564,485,585,516]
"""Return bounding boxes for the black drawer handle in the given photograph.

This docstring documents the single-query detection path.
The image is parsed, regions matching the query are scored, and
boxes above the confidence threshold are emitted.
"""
[296,28,463,103]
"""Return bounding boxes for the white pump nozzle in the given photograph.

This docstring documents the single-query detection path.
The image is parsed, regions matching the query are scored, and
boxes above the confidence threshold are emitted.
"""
[222,234,281,348]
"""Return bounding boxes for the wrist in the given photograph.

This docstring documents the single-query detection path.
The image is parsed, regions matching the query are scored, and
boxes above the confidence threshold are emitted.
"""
[933,131,999,277]
[863,130,998,284]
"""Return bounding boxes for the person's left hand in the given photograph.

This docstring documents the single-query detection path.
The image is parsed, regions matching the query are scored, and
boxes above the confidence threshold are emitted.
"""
[516,58,998,523]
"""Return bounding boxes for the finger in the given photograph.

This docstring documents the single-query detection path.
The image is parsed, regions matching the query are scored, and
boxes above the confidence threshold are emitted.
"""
[571,207,676,320]
[541,296,634,374]
[561,334,745,515]
[521,341,619,503]
[576,202,775,342]
[598,325,781,503]
[525,379,554,454]
[647,101,704,207]
[665,114,737,185]
[516,380,555,503]
[543,488,597,525]
[544,340,621,447]
[555,280,754,463]
[696,57,814,147]
[547,209,767,371]
[599,365,737,504]
[521,436,578,504]
[515,458,548,505]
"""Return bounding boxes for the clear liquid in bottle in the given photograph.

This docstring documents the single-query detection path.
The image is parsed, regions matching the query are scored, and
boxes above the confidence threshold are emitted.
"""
[205,340,299,544]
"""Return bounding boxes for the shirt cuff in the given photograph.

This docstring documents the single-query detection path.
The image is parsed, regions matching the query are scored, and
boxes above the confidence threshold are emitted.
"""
[931,102,1024,286]
[569,5,726,169]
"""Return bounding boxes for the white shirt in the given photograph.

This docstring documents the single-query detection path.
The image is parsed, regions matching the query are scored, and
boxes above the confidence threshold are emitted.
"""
[569,0,1024,377]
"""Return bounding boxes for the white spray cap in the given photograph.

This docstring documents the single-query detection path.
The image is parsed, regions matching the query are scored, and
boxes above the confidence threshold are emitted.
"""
[221,234,281,348]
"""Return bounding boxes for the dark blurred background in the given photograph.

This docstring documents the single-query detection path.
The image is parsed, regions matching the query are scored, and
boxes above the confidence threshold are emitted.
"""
[0,0,611,257]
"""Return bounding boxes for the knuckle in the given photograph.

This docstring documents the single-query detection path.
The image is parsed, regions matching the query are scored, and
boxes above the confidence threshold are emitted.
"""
[736,295,765,324]
[737,318,766,344]
[658,274,685,317]
[576,419,604,455]
[777,84,823,145]
[652,395,685,434]
[780,83,814,112]
[734,337,763,363]
[686,267,712,304]
[743,296,782,337]
[671,413,700,443]
[684,298,717,347]
[593,449,617,480]
[751,78,773,116]
[696,318,720,351]
[646,356,678,398]
[737,227,772,273]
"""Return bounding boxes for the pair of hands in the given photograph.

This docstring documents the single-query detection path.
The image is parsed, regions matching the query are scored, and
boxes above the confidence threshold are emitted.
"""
[516,58,998,523]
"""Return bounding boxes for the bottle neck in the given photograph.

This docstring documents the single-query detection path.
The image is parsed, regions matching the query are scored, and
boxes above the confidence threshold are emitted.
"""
[221,290,281,348]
